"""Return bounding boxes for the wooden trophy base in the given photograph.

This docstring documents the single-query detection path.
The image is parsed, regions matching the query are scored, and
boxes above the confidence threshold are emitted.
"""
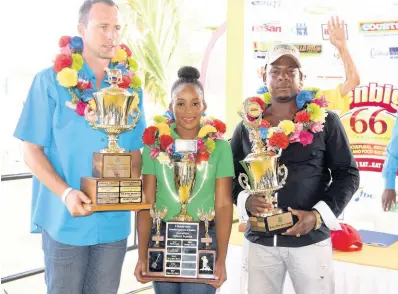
[249,210,295,236]
[92,152,132,178]
[80,177,149,211]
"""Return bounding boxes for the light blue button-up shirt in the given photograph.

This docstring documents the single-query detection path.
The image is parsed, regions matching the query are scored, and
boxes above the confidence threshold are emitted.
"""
[383,117,398,189]
[13,62,146,246]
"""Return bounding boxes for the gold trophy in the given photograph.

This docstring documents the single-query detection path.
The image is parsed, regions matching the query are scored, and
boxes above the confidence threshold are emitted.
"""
[80,69,150,211]
[172,139,198,221]
[197,208,215,249]
[150,205,168,247]
[147,205,168,276]
[238,97,293,235]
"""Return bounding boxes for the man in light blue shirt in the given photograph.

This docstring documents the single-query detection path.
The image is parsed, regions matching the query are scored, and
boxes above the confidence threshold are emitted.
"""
[13,1,145,293]
[382,118,398,211]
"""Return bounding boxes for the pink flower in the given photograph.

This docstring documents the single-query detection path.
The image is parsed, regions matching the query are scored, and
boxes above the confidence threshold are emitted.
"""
[197,138,205,150]
[299,131,314,146]
[295,123,304,132]
[166,144,174,155]
[75,101,87,116]
[289,131,301,143]
[188,153,195,162]
[310,122,324,133]
[150,148,160,159]
[312,95,329,107]
[60,45,72,56]
[84,109,98,123]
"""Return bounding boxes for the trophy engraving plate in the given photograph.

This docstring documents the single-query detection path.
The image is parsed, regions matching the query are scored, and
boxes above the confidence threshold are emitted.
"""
[175,139,197,153]
[148,249,165,275]
[80,178,142,205]
[165,222,199,278]
[92,153,132,178]
[267,212,294,231]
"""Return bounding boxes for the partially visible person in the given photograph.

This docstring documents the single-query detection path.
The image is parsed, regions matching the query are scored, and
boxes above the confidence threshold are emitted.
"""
[381,118,398,211]
[13,1,146,293]
[134,66,234,293]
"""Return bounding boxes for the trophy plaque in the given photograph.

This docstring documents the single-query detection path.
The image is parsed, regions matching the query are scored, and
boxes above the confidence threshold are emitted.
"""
[80,69,151,212]
[239,97,294,236]
[146,139,217,283]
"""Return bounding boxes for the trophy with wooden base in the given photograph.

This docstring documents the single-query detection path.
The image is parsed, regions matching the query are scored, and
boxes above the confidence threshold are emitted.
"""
[146,139,217,283]
[80,69,151,212]
[239,97,293,236]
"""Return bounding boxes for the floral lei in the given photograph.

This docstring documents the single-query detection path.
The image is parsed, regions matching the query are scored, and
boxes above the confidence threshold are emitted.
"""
[53,36,142,121]
[241,86,329,151]
[142,110,227,165]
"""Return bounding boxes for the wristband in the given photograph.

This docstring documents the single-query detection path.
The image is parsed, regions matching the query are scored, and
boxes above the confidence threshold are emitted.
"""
[61,187,73,203]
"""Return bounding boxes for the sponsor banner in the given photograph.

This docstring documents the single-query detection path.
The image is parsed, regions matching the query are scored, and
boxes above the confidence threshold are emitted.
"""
[252,22,282,33]
[370,47,398,59]
[339,83,398,172]
[359,20,398,37]
[293,44,322,55]
[322,23,348,40]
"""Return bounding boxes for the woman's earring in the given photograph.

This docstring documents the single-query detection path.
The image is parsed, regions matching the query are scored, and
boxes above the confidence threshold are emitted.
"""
[202,112,207,117]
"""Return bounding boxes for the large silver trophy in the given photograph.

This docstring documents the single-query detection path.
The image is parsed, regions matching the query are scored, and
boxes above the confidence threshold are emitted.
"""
[239,97,293,234]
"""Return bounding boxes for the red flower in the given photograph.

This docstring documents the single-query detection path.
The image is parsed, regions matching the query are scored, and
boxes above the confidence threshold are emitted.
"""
[260,119,271,128]
[120,44,132,57]
[160,135,174,150]
[142,126,158,145]
[213,119,226,133]
[59,36,71,48]
[269,133,289,149]
[54,54,73,73]
[294,111,311,123]
[196,150,210,164]
[249,96,266,111]
[75,101,87,116]
[77,80,93,90]
[118,75,131,88]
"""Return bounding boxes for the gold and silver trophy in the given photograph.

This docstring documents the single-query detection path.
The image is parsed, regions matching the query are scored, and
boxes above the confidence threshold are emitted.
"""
[80,69,150,211]
[145,139,216,282]
[239,97,293,235]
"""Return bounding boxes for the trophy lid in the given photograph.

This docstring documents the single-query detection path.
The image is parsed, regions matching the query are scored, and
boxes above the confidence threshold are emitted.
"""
[96,68,132,97]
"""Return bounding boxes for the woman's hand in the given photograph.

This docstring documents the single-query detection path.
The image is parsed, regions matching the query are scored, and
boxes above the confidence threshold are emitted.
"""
[211,259,227,288]
[134,259,150,284]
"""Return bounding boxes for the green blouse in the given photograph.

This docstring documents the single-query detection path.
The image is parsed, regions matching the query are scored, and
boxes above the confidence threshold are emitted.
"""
[142,123,234,221]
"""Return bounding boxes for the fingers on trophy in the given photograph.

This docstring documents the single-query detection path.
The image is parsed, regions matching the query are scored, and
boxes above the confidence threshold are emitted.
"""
[238,97,293,235]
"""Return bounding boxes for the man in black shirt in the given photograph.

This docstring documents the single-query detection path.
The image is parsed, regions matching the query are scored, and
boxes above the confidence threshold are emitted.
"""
[231,18,360,294]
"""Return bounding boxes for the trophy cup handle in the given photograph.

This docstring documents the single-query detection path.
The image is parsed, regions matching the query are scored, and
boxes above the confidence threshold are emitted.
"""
[129,93,141,128]
[278,164,288,186]
[238,173,251,193]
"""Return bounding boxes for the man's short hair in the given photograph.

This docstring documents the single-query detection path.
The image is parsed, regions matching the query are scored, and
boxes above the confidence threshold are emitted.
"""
[78,0,118,24]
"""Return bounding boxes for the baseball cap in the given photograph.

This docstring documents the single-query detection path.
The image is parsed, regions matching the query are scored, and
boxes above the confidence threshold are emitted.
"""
[267,43,302,68]
[331,223,363,252]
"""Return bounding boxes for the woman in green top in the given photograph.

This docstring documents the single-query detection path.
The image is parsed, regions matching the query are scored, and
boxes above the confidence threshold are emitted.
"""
[134,66,234,293]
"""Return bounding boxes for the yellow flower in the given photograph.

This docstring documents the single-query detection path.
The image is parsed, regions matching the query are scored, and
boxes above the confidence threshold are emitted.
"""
[278,120,295,135]
[71,54,83,71]
[128,58,139,72]
[111,47,127,63]
[153,115,168,124]
[306,103,327,122]
[205,138,216,153]
[130,75,142,89]
[57,68,78,88]
[198,125,217,138]
[263,92,271,104]
[155,123,170,136]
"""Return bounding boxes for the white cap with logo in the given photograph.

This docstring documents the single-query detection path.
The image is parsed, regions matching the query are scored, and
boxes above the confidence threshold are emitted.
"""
[267,43,301,68]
